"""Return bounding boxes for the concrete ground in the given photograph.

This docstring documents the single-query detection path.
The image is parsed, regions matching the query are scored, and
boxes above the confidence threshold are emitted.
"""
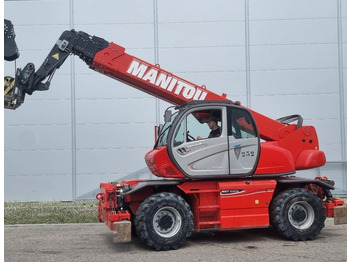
[4,219,346,262]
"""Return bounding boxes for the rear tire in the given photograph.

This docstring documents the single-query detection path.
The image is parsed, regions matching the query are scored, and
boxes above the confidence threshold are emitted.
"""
[270,188,325,241]
[135,192,193,251]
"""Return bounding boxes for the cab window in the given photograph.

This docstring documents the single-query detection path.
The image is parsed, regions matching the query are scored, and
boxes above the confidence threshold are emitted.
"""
[229,108,257,139]
[173,109,222,146]
[173,119,185,147]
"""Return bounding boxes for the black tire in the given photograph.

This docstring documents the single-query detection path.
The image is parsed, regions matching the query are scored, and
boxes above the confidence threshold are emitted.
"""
[135,192,194,251]
[270,188,326,241]
[129,213,138,237]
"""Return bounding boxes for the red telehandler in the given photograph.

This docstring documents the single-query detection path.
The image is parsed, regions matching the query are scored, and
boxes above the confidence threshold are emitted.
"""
[4,19,346,251]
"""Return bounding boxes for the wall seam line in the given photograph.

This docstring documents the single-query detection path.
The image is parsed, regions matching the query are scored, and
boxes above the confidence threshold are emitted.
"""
[69,0,77,200]
[153,0,160,126]
[336,0,346,189]
[245,0,251,108]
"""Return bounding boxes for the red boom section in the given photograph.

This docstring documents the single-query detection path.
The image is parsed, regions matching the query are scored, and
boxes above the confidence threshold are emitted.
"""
[91,42,325,170]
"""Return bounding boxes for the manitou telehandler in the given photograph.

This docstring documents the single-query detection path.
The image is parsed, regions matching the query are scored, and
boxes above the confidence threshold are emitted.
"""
[4,19,346,251]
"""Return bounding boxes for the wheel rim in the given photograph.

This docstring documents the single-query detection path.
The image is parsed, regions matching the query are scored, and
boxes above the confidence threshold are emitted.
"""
[153,206,182,238]
[288,201,315,229]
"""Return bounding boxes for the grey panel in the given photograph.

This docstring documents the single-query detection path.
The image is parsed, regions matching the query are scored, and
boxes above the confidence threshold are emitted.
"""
[250,44,339,71]
[158,0,245,22]
[159,46,246,72]
[250,19,338,45]
[76,148,149,175]
[75,98,156,124]
[76,123,154,149]
[5,175,72,202]
[5,150,72,177]
[249,0,337,20]
[73,0,154,24]
[5,100,72,126]
[5,0,70,25]
[158,22,246,48]
[5,125,71,151]
[251,69,339,95]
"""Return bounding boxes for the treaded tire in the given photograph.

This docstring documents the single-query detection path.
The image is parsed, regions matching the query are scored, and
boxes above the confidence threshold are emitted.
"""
[135,192,194,251]
[270,188,326,241]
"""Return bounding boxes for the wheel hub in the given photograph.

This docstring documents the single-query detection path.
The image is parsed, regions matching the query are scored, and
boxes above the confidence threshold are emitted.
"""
[288,201,315,229]
[291,206,307,223]
[153,207,182,238]
[158,214,173,231]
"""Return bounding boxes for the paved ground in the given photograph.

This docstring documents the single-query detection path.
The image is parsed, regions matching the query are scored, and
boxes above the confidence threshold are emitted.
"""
[5,219,346,262]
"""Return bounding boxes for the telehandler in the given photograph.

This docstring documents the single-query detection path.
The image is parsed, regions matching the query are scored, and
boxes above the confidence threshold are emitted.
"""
[4,19,346,250]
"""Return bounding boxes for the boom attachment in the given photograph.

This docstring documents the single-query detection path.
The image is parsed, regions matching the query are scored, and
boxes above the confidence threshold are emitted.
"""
[4,23,109,109]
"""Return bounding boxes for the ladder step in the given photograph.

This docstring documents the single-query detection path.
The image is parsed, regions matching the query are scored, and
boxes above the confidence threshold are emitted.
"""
[199,205,220,211]
[199,221,221,226]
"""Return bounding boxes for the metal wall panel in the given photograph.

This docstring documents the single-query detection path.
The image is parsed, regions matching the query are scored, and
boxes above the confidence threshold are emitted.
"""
[4,0,346,201]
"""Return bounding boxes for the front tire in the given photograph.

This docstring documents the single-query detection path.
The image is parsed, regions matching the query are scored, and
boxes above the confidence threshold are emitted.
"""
[135,192,194,251]
[270,188,325,241]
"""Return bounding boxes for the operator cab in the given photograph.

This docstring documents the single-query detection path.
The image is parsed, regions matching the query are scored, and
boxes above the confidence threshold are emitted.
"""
[148,101,260,179]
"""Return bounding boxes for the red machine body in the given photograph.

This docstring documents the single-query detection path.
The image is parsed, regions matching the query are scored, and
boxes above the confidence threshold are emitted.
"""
[97,176,344,233]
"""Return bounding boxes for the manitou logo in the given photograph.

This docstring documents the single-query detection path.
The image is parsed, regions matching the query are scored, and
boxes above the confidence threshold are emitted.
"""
[127,60,208,100]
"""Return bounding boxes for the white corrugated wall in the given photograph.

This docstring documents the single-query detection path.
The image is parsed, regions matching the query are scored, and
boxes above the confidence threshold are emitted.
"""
[4,0,346,201]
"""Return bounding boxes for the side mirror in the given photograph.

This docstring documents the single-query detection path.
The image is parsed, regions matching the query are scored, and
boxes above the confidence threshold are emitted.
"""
[164,109,172,123]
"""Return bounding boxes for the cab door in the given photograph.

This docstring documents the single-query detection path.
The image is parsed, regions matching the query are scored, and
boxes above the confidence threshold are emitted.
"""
[169,106,229,178]
[227,106,260,175]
